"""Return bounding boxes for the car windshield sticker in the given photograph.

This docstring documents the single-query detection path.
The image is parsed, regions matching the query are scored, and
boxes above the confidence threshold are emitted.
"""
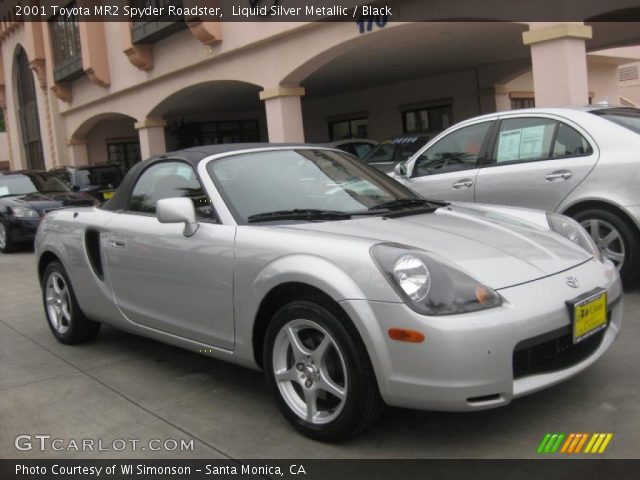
[519,125,546,159]
[497,128,522,162]
[497,125,546,162]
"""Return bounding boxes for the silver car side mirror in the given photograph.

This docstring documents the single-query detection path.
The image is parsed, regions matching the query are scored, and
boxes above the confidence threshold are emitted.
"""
[394,161,408,177]
[156,197,199,237]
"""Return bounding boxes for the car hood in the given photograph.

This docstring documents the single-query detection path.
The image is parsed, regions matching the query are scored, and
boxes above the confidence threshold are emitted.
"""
[281,204,592,289]
[11,192,95,212]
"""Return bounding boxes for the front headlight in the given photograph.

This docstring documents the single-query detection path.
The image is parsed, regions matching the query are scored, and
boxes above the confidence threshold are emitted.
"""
[12,206,39,218]
[371,243,502,316]
[547,213,602,262]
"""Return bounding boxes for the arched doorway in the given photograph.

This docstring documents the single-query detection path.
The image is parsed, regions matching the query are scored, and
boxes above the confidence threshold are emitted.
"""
[71,112,141,171]
[14,46,44,170]
[148,81,266,150]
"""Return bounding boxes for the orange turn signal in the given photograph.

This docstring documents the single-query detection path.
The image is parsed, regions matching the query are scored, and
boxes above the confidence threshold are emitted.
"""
[475,285,492,304]
[388,328,425,343]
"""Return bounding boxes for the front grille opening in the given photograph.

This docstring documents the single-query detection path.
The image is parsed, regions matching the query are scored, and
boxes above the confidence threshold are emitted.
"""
[513,319,608,379]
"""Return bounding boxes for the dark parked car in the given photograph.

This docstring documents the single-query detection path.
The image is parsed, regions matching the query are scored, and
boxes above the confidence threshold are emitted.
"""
[0,171,97,253]
[363,135,434,173]
[49,164,124,203]
[323,139,378,159]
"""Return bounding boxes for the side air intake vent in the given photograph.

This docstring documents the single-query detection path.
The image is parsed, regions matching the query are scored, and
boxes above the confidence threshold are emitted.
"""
[85,229,104,281]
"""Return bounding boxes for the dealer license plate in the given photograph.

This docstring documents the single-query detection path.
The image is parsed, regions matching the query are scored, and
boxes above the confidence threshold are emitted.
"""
[571,290,607,344]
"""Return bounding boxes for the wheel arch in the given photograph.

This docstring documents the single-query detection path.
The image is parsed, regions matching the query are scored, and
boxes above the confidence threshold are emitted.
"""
[38,250,62,285]
[562,199,640,238]
[247,254,376,367]
[253,282,338,369]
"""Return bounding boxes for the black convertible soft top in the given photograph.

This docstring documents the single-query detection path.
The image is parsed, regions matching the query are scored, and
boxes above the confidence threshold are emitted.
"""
[101,143,317,211]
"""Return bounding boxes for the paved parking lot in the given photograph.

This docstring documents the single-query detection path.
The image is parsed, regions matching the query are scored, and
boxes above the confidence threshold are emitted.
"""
[1,251,638,459]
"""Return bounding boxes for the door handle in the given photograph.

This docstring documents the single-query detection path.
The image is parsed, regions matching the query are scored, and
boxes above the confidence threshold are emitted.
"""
[545,170,573,181]
[109,238,126,249]
[452,179,474,189]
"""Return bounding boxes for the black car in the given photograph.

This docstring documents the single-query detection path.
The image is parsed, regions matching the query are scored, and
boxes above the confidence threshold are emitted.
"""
[49,164,124,203]
[362,135,435,173]
[0,171,97,253]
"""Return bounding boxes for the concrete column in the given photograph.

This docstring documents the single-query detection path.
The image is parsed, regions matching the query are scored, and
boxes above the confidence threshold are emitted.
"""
[478,85,510,113]
[67,138,89,166]
[135,118,167,159]
[259,87,305,143]
[523,23,592,107]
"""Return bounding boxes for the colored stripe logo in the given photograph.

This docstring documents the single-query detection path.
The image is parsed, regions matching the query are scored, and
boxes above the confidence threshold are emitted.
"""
[537,433,613,454]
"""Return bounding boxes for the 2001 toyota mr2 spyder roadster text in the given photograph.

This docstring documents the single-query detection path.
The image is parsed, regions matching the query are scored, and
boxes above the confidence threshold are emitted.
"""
[35,144,622,440]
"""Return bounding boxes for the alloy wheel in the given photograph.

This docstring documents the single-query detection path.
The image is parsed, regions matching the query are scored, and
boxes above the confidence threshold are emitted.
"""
[272,319,348,425]
[580,218,625,270]
[0,223,6,250]
[45,272,72,335]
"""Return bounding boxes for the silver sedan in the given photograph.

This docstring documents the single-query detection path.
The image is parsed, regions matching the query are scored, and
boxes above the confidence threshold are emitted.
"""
[392,106,640,283]
[35,145,622,440]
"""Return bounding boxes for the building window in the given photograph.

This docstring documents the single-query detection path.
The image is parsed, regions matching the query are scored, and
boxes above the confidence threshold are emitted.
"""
[511,97,535,109]
[49,2,83,82]
[619,65,639,82]
[0,110,5,132]
[16,47,45,170]
[131,0,186,44]
[402,105,452,134]
[107,139,142,171]
[168,119,260,149]
[329,117,368,140]
[199,120,259,144]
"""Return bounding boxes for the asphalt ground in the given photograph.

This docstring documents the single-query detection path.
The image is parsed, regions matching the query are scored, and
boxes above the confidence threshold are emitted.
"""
[0,250,638,459]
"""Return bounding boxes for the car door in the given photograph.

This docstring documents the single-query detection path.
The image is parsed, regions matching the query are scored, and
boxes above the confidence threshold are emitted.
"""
[103,160,236,350]
[400,121,494,202]
[474,116,599,211]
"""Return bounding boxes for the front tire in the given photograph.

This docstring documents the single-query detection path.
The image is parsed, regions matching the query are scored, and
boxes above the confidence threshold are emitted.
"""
[263,300,383,441]
[42,261,101,344]
[573,208,639,284]
[0,219,17,253]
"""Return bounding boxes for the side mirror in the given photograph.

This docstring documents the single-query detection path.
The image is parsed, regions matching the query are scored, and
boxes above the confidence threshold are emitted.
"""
[157,197,199,237]
[394,161,408,177]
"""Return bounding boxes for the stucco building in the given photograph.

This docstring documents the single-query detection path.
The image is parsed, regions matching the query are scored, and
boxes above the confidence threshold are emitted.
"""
[1,1,640,171]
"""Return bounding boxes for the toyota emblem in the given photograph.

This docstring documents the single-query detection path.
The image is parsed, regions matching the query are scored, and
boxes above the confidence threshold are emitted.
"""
[565,276,580,288]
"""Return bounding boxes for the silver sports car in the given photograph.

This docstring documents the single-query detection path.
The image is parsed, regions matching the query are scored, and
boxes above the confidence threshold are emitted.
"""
[35,145,622,440]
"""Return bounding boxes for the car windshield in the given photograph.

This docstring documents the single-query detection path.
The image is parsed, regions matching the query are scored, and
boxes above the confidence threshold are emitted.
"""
[363,143,394,162]
[74,166,123,187]
[363,139,427,164]
[0,173,71,197]
[207,148,421,223]
[590,108,640,135]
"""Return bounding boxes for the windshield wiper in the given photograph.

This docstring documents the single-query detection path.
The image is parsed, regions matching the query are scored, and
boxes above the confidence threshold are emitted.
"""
[368,198,439,211]
[247,209,352,223]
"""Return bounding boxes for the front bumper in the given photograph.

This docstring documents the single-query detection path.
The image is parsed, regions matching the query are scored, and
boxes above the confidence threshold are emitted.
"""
[340,258,622,411]
[7,217,41,243]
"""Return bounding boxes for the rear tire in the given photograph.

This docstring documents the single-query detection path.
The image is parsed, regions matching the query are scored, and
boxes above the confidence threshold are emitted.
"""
[263,300,384,441]
[42,261,101,344]
[572,208,639,284]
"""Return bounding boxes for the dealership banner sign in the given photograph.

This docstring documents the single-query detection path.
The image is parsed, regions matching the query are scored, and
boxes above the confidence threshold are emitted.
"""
[2,0,640,22]
[2,460,640,480]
